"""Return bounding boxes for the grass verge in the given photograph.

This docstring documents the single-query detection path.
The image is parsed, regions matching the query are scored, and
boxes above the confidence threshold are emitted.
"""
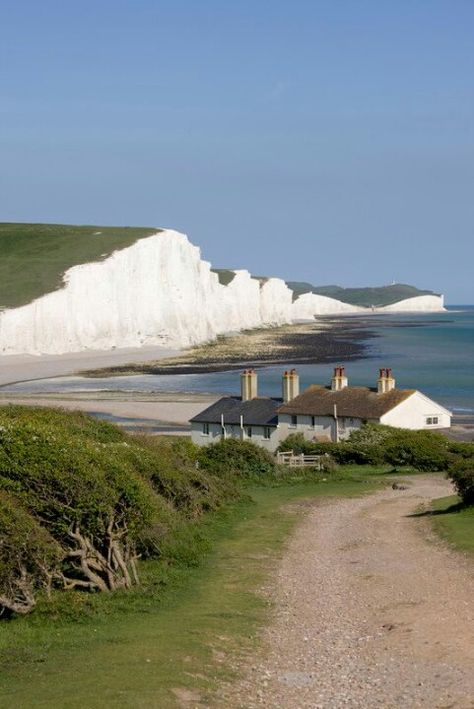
[430,495,474,555]
[0,476,383,708]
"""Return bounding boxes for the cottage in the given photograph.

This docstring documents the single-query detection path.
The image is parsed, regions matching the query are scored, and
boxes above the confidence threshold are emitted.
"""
[190,370,281,452]
[190,366,452,452]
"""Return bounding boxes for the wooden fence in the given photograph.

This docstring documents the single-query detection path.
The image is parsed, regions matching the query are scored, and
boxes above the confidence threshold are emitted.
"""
[276,451,325,469]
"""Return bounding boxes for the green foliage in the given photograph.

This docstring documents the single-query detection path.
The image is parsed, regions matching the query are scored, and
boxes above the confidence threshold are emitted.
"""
[134,435,239,518]
[0,492,62,616]
[286,281,438,306]
[0,406,240,615]
[197,438,276,480]
[280,424,474,479]
[278,431,383,465]
[0,223,159,308]
[210,268,236,286]
[447,457,474,506]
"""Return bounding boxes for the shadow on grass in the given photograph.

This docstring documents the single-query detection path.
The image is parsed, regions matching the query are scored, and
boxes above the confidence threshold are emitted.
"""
[408,502,467,518]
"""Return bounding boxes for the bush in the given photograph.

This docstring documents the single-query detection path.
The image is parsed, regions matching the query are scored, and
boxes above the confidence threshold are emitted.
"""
[198,438,276,479]
[0,492,62,616]
[447,458,474,506]
[279,424,459,471]
[0,406,241,614]
[131,435,239,518]
[278,432,383,465]
[0,412,158,594]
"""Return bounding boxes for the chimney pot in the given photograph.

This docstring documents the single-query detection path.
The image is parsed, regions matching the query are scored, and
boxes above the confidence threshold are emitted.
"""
[331,365,348,391]
[241,369,258,401]
[282,368,300,403]
[377,367,395,394]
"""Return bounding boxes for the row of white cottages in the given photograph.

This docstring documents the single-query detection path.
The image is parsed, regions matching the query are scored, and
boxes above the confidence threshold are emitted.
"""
[190,367,452,453]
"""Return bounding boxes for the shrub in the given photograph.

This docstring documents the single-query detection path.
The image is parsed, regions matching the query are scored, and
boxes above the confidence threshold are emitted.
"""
[198,438,276,479]
[447,458,474,506]
[0,406,245,615]
[0,492,62,616]
[279,424,458,471]
[131,435,239,518]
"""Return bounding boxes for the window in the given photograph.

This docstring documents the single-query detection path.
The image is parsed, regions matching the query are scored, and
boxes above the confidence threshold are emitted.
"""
[264,426,271,440]
[426,416,439,425]
[289,415,297,428]
[202,422,209,435]
[311,416,316,428]
[246,426,252,438]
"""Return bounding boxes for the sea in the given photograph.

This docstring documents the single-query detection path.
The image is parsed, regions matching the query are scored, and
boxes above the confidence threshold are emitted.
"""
[2,306,474,418]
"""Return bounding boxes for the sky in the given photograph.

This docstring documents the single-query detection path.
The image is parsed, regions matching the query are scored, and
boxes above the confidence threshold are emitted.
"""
[1,1,473,303]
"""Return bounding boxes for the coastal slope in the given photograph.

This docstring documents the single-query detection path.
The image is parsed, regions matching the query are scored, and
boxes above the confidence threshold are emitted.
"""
[0,226,445,356]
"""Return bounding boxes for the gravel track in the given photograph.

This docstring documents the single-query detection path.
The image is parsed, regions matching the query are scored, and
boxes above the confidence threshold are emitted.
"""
[217,476,474,708]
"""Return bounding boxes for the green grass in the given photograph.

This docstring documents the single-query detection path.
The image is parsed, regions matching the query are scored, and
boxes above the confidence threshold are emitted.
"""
[0,223,159,308]
[0,476,384,708]
[430,495,474,554]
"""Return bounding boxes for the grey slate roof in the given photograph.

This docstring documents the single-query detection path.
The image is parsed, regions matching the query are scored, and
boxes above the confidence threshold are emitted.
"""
[278,385,415,419]
[190,397,281,426]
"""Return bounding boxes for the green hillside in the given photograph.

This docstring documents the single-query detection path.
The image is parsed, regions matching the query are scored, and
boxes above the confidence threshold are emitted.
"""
[211,268,236,286]
[286,281,439,307]
[0,223,159,309]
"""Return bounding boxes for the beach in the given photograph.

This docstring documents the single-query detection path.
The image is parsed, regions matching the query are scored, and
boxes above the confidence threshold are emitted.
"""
[80,318,375,377]
[0,319,371,432]
[0,344,180,387]
[1,313,472,439]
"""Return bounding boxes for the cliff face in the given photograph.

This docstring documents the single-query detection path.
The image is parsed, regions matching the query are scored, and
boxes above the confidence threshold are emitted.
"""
[376,295,445,313]
[0,229,446,356]
[0,231,295,355]
[291,292,364,318]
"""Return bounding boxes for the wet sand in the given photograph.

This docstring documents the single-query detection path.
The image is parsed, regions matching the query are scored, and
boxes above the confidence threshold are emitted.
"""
[0,390,218,434]
[0,344,179,387]
[81,319,376,377]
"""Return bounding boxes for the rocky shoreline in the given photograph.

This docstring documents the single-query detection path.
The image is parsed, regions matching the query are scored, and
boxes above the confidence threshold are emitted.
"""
[81,319,377,377]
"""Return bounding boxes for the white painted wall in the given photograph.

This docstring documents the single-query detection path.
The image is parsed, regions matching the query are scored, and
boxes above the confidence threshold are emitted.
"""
[191,421,281,452]
[278,412,368,443]
[380,391,451,429]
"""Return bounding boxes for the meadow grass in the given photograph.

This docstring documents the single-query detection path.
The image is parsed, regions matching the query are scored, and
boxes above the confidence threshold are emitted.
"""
[0,476,384,708]
[430,495,474,555]
[0,223,158,308]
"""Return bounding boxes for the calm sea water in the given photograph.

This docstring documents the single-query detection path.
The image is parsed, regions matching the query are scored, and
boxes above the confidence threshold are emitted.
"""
[3,306,474,415]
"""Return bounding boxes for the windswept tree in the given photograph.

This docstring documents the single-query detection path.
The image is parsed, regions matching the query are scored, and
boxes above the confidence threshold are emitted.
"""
[0,408,158,594]
[0,492,62,616]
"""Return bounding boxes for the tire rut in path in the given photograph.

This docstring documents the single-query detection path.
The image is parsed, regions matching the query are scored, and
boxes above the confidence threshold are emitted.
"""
[216,476,474,708]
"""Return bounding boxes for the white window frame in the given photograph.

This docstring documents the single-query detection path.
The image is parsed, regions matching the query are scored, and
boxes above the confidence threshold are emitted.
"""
[426,416,439,426]
[202,422,210,436]
[289,415,297,428]
[263,426,271,440]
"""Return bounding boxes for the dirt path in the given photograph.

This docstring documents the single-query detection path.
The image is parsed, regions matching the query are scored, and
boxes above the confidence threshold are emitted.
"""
[218,476,474,708]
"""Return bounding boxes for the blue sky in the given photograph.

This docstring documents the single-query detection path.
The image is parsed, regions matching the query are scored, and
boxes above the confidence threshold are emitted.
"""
[1,1,473,302]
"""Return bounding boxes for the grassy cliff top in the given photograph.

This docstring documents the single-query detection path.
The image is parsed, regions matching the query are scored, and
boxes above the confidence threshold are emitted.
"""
[286,281,439,307]
[0,223,159,309]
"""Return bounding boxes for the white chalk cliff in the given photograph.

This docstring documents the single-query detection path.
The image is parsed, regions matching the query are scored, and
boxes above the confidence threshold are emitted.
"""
[0,230,445,356]
[374,295,445,313]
